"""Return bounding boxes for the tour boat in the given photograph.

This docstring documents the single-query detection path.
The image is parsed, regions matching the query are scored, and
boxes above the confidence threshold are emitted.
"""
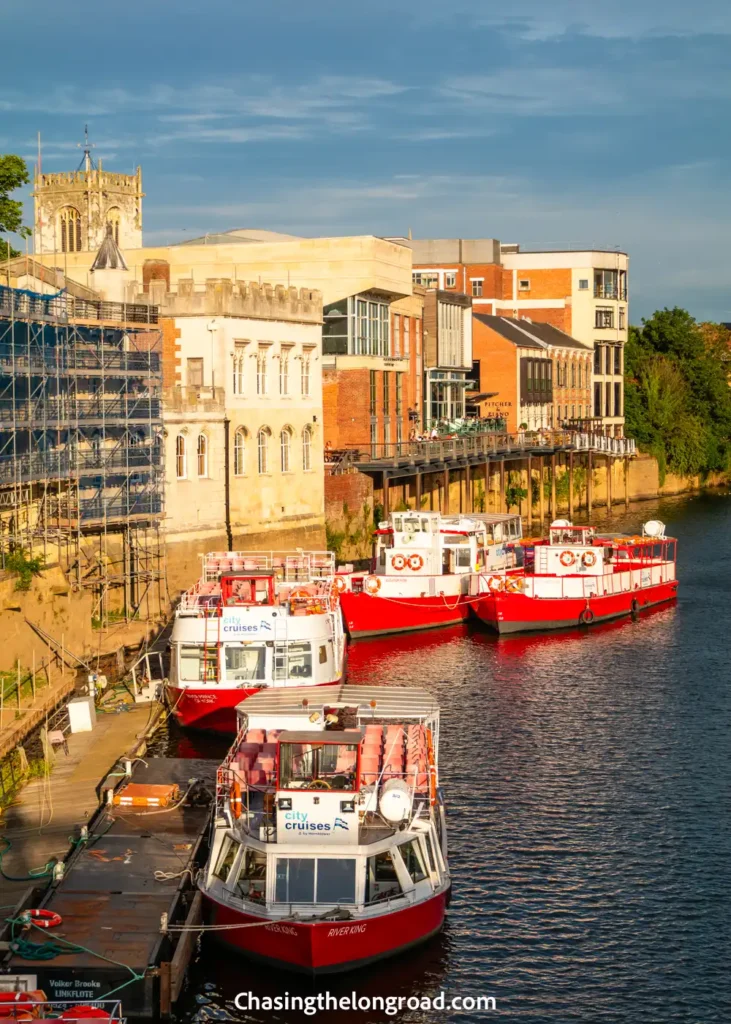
[337,511,522,638]
[200,683,450,974]
[470,519,678,634]
[165,551,346,732]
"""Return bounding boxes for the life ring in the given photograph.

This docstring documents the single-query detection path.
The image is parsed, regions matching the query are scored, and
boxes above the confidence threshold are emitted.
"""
[230,779,242,819]
[364,575,381,595]
[408,554,424,571]
[579,607,595,626]
[631,598,640,616]
[61,1009,111,1022]
[289,587,310,603]
[23,908,62,929]
[582,551,597,568]
[487,575,503,593]
[506,576,523,593]
[560,550,576,568]
[333,576,347,595]
[392,554,406,571]
[0,992,47,1021]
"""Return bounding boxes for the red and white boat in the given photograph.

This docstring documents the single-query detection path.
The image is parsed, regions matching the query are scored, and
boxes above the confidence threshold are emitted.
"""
[200,683,450,974]
[471,519,678,634]
[165,551,346,732]
[338,511,522,638]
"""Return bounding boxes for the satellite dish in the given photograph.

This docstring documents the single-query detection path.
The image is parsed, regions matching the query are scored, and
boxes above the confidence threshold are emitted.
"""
[550,519,572,528]
[643,520,666,538]
[378,779,412,824]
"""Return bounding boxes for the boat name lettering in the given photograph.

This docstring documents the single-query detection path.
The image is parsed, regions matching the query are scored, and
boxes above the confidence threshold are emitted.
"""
[48,980,101,988]
[283,811,350,833]
[264,923,299,936]
[221,620,273,634]
[327,924,367,937]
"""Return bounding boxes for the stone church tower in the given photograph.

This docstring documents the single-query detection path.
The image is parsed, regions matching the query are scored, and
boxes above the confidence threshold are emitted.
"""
[32,146,144,255]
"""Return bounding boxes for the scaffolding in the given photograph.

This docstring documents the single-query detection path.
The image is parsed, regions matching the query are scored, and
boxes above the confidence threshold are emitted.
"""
[0,283,166,628]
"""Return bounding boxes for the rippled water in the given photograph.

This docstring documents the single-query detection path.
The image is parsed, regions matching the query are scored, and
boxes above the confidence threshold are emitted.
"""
[173,491,731,1023]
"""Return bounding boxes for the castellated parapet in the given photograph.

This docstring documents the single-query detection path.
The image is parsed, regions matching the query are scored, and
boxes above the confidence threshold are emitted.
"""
[127,277,323,325]
[33,164,143,255]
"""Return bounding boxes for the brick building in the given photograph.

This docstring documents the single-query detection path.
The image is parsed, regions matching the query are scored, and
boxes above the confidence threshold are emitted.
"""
[421,289,473,428]
[470,315,591,434]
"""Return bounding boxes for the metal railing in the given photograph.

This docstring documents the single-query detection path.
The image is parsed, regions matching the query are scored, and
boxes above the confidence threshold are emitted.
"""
[0,342,161,374]
[0,285,158,325]
[0,445,163,485]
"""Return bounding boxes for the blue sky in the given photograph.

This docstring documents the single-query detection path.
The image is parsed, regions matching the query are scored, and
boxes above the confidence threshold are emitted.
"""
[2,0,730,322]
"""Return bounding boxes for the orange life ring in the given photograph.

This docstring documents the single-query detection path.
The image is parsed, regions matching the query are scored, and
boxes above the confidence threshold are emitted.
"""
[61,1009,111,1022]
[364,575,381,595]
[392,554,406,571]
[23,908,62,929]
[230,779,243,819]
[506,576,523,593]
[487,575,503,593]
[408,553,424,571]
[0,992,47,1021]
[560,550,576,567]
[290,587,310,603]
[333,576,347,594]
[582,551,598,568]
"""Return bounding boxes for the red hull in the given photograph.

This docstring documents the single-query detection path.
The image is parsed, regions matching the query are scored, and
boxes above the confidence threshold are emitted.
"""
[340,591,470,638]
[202,888,449,974]
[166,680,340,733]
[472,580,678,634]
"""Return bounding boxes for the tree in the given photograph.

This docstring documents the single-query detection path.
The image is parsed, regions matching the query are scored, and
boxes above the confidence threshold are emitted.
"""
[0,154,31,261]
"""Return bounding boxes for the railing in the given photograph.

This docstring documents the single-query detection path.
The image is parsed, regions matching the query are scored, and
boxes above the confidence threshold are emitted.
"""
[0,445,163,485]
[330,429,636,472]
[0,285,158,325]
[0,395,161,424]
[0,342,161,374]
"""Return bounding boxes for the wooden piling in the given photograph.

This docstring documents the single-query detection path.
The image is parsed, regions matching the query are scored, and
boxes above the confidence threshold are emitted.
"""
[624,455,630,508]
[587,451,593,516]
[443,468,450,514]
[526,456,532,531]
[415,471,422,510]
[569,451,574,521]
[539,456,545,524]
[382,473,390,517]
[465,463,472,513]
[499,460,506,513]
[550,454,557,521]
[607,455,613,511]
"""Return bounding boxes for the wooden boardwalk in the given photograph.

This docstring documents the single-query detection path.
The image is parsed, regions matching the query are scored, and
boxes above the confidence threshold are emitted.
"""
[0,704,157,905]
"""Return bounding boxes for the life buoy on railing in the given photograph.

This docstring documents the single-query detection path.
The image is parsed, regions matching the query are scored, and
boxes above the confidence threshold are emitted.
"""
[560,550,576,568]
[579,607,595,626]
[60,1008,111,1021]
[392,554,406,571]
[506,576,523,593]
[0,991,47,1021]
[487,575,504,593]
[364,575,381,595]
[333,576,347,595]
[582,550,597,568]
[22,908,62,929]
[230,779,242,819]
[289,587,310,603]
[408,554,424,571]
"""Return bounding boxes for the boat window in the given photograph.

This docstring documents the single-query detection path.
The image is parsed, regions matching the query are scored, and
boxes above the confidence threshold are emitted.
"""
[508,520,519,539]
[393,516,402,532]
[403,517,420,533]
[365,851,403,904]
[275,858,315,903]
[319,644,328,664]
[379,548,386,567]
[493,525,503,542]
[225,645,266,681]
[398,839,428,883]
[456,549,472,568]
[423,833,438,874]
[483,524,494,542]
[316,859,356,904]
[213,839,237,883]
[273,641,312,681]
[234,849,267,903]
[279,740,359,790]
[180,645,218,683]
[444,534,468,545]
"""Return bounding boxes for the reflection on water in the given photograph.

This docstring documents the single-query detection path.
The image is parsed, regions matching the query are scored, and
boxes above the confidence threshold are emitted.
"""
[174,491,731,1023]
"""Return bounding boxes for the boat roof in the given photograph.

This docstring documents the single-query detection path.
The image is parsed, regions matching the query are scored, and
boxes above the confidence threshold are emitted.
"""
[278,729,362,744]
[235,684,439,720]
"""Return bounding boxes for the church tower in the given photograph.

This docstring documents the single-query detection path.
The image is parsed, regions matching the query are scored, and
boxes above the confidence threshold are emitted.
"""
[32,132,144,255]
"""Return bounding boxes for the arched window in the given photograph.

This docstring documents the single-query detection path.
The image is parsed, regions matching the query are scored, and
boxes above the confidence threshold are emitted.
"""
[176,435,187,479]
[197,434,208,477]
[106,207,121,244]
[257,427,270,474]
[234,428,247,476]
[301,354,311,396]
[59,207,81,253]
[280,427,292,472]
[302,425,312,472]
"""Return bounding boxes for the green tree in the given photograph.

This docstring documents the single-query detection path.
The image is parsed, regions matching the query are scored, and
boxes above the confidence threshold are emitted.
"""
[0,154,31,261]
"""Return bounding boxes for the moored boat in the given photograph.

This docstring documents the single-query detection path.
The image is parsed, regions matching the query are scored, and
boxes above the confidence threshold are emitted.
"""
[165,551,346,732]
[338,511,522,637]
[471,519,678,634]
[199,683,450,974]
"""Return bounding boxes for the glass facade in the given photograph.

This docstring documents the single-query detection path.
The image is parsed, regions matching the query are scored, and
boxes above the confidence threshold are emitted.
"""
[322,294,390,356]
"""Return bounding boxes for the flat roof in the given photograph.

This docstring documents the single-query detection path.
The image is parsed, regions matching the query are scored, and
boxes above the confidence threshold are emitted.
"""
[279,730,362,744]
[237,684,439,720]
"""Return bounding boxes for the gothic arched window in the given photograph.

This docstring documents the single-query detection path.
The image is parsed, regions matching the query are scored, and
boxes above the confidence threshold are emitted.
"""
[106,207,121,244]
[59,207,82,253]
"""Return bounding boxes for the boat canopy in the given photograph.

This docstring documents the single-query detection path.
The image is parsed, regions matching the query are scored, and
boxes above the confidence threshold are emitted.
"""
[236,684,439,725]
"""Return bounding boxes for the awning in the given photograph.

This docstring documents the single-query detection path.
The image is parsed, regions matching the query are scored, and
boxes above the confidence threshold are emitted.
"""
[466,392,498,402]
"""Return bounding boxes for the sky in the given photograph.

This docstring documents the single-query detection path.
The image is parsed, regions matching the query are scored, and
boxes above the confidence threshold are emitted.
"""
[1,0,730,322]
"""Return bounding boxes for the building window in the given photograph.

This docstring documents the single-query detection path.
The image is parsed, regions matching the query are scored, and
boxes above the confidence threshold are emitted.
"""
[571,362,576,388]
[618,307,626,331]
[383,372,390,414]
[413,272,439,287]
[301,353,311,397]
[232,343,246,395]
[395,373,403,416]
[594,382,602,417]
[197,434,208,477]
[614,346,622,374]
[256,350,268,395]
[279,349,290,395]
[234,428,246,476]
[393,315,401,357]
[594,345,602,374]
[605,381,612,416]
[445,272,456,288]
[594,269,619,299]
[302,426,312,471]
[58,207,81,253]
[605,346,612,375]
[257,428,270,474]
[369,370,377,414]
[518,279,530,291]
[187,358,203,388]
[595,307,614,329]
[175,435,186,479]
[280,427,292,472]
[106,207,121,245]
[471,279,483,298]
[370,419,378,456]
[579,278,589,290]
[404,317,410,356]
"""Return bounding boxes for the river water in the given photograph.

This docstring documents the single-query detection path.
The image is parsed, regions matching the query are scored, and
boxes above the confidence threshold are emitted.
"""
[171,490,731,1023]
